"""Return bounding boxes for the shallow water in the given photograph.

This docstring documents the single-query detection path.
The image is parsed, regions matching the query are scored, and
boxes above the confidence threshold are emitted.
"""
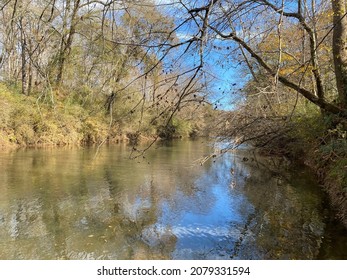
[0,140,346,259]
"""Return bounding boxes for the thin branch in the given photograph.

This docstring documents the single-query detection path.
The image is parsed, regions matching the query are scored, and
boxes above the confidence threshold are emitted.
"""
[206,24,346,116]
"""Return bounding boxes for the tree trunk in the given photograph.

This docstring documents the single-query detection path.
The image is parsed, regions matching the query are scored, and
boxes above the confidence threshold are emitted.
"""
[332,0,347,108]
[19,16,27,95]
[55,0,80,87]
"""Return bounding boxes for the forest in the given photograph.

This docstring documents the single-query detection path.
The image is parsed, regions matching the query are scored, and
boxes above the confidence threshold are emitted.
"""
[0,0,346,258]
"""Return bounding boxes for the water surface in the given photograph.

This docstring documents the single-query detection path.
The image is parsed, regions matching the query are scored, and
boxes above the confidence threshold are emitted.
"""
[0,140,346,259]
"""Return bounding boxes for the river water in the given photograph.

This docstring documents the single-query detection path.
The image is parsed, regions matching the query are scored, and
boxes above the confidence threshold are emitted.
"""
[0,140,346,259]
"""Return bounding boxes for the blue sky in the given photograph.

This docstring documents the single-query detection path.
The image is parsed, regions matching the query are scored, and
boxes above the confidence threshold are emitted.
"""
[151,0,330,110]
[153,0,247,110]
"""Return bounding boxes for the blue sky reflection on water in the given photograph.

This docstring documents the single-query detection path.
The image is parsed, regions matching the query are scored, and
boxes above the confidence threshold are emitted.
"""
[150,152,256,259]
[1,141,344,259]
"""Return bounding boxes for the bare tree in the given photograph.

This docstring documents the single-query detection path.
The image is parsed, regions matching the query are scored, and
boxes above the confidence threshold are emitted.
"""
[164,0,347,117]
[55,0,81,86]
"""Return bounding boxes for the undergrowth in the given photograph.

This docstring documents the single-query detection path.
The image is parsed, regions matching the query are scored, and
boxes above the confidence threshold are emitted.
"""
[0,83,114,148]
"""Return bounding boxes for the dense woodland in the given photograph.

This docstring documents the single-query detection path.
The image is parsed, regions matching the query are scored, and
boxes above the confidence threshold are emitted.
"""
[0,1,346,226]
[0,0,216,147]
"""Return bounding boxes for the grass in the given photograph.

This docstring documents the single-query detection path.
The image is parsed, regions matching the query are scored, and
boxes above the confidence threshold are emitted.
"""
[0,83,113,148]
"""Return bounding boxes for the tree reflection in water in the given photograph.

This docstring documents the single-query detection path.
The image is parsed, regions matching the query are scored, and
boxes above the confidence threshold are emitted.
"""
[0,141,346,259]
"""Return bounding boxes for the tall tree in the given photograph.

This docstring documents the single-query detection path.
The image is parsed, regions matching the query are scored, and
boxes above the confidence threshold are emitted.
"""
[332,0,347,108]
[55,0,81,86]
[166,0,347,117]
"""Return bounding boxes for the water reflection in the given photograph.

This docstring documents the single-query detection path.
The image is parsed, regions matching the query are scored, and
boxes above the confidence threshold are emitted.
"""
[0,141,346,259]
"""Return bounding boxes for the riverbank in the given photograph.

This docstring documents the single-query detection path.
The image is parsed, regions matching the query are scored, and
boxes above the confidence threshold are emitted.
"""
[0,83,123,149]
[0,83,211,149]
[1,83,346,230]
[257,116,347,229]
[306,150,347,229]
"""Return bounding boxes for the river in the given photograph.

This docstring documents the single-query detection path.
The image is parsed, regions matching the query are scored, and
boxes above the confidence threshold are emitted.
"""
[0,140,346,259]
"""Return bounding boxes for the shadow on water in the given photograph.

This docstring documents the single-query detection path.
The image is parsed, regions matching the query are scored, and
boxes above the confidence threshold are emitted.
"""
[0,140,346,259]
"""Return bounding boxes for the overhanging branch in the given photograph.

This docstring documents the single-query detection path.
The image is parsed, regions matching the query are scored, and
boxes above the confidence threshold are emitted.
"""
[207,24,347,116]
